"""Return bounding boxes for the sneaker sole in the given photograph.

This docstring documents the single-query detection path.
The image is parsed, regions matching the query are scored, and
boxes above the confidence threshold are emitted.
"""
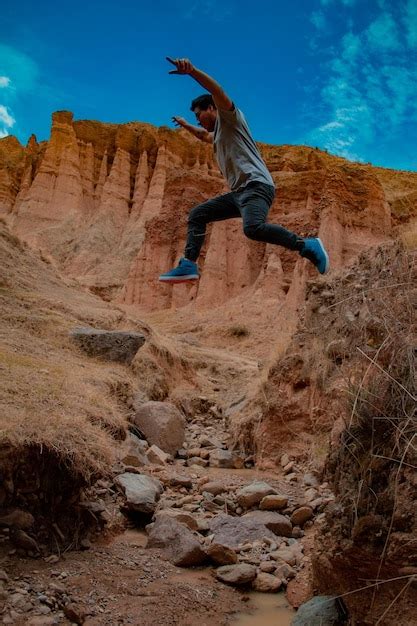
[316,238,330,274]
[159,275,199,283]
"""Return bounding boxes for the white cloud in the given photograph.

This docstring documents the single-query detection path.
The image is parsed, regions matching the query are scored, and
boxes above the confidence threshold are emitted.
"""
[0,104,15,136]
[304,2,417,163]
[0,45,41,140]
[311,10,326,30]
[366,12,402,52]
[0,45,38,93]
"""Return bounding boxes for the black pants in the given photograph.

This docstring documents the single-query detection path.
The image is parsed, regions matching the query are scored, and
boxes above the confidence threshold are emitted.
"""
[184,182,301,262]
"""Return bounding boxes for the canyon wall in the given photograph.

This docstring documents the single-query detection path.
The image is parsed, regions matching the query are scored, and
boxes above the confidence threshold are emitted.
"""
[2,111,415,315]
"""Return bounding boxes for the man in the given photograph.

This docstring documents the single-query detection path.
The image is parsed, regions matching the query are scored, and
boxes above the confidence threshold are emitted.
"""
[159,57,329,283]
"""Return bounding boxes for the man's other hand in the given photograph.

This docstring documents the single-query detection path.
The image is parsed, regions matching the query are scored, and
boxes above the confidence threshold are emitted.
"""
[172,116,188,127]
[167,57,195,75]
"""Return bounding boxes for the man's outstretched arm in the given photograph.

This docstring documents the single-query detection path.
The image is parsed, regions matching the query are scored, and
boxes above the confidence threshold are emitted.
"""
[167,57,233,111]
[172,116,213,143]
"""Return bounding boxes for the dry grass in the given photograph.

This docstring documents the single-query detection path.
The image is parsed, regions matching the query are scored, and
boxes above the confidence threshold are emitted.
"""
[0,220,139,481]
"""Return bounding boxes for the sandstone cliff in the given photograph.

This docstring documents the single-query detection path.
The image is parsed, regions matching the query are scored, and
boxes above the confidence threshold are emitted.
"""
[2,111,416,316]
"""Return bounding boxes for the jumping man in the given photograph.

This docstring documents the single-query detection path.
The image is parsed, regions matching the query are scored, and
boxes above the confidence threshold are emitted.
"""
[159,57,330,283]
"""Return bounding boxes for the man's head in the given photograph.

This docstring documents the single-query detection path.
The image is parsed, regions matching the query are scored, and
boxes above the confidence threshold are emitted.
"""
[190,94,217,132]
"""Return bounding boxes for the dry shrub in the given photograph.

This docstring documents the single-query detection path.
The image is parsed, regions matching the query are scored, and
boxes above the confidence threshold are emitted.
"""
[228,325,250,338]
[131,328,195,401]
[314,244,417,624]
[324,244,416,551]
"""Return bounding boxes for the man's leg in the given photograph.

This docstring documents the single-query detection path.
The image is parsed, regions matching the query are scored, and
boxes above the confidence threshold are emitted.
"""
[184,192,240,261]
[239,183,330,274]
[159,192,240,282]
[239,183,302,250]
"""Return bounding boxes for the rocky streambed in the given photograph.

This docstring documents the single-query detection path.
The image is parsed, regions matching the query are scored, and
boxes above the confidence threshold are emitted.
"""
[0,399,343,625]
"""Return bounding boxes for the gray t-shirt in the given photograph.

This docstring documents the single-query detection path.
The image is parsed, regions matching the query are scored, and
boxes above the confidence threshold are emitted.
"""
[213,105,274,192]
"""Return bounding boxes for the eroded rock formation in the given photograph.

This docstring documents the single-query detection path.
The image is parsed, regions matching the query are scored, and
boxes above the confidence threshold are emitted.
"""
[2,110,415,312]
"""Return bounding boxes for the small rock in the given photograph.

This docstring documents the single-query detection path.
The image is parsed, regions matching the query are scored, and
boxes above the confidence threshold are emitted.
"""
[200,482,228,496]
[280,454,290,467]
[146,445,169,465]
[259,495,288,510]
[209,449,234,468]
[259,561,276,573]
[187,448,202,458]
[63,603,86,624]
[252,572,282,592]
[290,507,314,526]
[44,555,60,564]
[119,433,149,468]
[270,547,297,566]
[38,605,51,615]
[285,473,298,482]
[166,475,193,489]
[187,457,208,467]
[207,543,238,565]
[304,488,319,502]
[237,481,277,509]
[275,563,296,581]
[303,473,319,487]
[292,527,304,539]
[199,435,223,448]
[283,461,295,474]
[216,564,257,586]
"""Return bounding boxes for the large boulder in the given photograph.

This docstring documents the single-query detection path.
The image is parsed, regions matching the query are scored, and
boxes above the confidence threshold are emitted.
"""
[115,473,163,514]
[131,401,185,456]
[146,514,206,567]
[209,514,276,549]
[69,327,145,364]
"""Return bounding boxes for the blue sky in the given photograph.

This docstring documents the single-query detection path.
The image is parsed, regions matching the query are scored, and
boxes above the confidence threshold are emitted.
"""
[1,0,417,170]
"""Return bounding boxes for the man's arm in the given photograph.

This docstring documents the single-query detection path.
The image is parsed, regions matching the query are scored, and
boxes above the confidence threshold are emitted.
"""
[172,116,213,143]
[167,57,233,111]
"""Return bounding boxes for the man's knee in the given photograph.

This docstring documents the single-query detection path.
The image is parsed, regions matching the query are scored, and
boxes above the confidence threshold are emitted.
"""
[188,203,208,225]
[243,222,263,240]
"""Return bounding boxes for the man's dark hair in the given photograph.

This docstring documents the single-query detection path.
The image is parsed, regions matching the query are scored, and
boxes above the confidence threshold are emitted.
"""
[190,94,215,111]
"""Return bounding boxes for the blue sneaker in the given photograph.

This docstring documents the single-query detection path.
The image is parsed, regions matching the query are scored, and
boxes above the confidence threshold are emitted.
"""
[159,257,199,283]
[300,238,330,274]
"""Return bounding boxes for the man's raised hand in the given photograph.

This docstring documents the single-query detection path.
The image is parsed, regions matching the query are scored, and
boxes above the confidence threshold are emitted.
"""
[166,57,195,75]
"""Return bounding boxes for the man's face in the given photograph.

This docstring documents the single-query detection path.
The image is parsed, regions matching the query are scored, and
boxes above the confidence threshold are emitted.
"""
[194,105,217,132]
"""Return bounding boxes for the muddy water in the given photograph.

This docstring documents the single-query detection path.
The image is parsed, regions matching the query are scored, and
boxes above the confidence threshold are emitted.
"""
[231,592,295,625]
[167,565,295,626]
